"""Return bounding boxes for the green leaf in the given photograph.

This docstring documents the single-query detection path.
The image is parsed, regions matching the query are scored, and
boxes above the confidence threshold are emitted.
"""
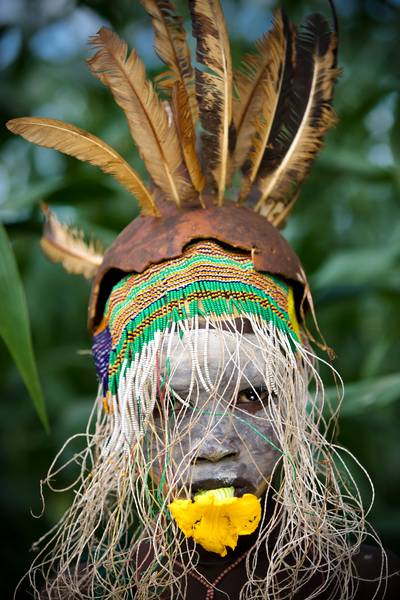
[312,242,400,289]
[325,373,400,417]
[390,93,400,190]
[318,149,394,182]
[0,224,49,431]
[390,93,400,166]
[0,178,63,213]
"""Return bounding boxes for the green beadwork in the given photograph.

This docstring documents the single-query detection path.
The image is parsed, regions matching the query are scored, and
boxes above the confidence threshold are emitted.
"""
[101,242,299,393]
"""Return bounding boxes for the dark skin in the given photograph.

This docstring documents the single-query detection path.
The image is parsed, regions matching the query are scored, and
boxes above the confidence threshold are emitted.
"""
[146,327,400,599]
[134,516,400,600]
[41,324,400,599]
[149,329,281,500]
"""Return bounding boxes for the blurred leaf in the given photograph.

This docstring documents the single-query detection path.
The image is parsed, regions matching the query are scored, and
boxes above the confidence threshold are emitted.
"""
[390,94,400,161]
[360,339,392,379]
[312,243,400,289]
[1,178,64,212]
[0,223,48,431]
[0,175,122,217]
[391,94,400,188]
[326,373,400,417]
[318,149,394,181]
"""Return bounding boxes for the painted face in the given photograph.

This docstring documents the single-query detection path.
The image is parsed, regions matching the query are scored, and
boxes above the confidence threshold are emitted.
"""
[149,326,283,498]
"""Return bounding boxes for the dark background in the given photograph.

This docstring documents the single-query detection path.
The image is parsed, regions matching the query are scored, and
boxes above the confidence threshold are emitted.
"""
[0,0,399,597]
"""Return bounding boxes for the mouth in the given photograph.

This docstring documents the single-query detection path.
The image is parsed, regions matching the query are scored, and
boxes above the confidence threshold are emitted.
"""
[189,477,254,499]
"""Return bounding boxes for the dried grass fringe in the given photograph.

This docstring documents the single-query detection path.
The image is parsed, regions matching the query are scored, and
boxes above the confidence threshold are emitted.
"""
[17,315,387,599]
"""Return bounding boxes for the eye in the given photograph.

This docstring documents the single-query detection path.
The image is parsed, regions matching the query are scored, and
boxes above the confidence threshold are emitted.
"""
[237,387,268,405]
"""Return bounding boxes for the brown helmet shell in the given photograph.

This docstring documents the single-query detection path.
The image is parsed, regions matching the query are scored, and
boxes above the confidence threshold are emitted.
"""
[88,203,307,331]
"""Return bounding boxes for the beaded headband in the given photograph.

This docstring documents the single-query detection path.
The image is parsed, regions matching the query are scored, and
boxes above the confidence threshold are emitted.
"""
[93,240,300,399]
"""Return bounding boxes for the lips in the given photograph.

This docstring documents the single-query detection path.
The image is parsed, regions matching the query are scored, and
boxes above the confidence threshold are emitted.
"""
[190,477,254,499]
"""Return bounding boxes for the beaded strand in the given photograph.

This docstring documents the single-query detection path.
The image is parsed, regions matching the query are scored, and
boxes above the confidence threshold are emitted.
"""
[176,549,249,600]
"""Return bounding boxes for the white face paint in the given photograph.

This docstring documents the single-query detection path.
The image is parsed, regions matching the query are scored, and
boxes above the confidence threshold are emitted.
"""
[149,326,285,498]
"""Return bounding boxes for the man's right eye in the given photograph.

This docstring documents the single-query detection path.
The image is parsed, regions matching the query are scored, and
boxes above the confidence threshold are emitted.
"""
[237,387,269,406]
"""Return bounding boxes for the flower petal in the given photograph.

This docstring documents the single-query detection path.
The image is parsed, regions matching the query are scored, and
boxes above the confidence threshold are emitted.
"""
[193,513,235,556]
[168,498,203,537]
[224,494,261,535]
[168,488,262,556]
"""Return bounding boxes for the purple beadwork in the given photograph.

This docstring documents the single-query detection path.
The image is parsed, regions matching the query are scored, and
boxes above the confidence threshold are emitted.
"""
[92,325,112,394]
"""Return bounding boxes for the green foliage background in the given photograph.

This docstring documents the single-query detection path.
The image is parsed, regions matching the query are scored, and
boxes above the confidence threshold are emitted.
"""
[0,0,399,596]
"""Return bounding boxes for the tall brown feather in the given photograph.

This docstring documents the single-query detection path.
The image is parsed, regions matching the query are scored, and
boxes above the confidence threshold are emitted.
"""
[171,82,204,192]
[254,14,340,226]
[88,27,193,206]
[190,0,233,204]
[40,205,103,279]
[238,12,295,203]
[141,0,198,123]
[232,10,287,179]
[6,117,159,216]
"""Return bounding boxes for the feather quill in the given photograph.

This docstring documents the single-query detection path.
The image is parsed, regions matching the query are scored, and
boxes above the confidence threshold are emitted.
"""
[6,117,158,216]
[237,11,295,202]
[88,27,193,206]
[190,0,233,204]
[171,82,204,192]
[40,205,103,279]
[141,0,198,122]
[253,14,339,226]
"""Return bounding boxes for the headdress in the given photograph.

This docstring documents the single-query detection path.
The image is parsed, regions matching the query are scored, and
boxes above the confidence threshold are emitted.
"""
[8,3,382,600]
[7,2,339,324]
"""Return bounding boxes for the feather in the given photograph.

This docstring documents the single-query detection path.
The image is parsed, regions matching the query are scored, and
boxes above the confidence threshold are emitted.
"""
[141,0,198,122]
[171,82,204,192]
[88,27,193,206]
[232,10,288,179]
[190,0,233,204]
[253,14,340,226]
[6,117,158,216]
[40,205,103,279]
[237,11,295,202]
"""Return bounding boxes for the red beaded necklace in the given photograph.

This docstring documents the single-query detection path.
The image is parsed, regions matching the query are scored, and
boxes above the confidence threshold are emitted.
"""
[177,549,249,600]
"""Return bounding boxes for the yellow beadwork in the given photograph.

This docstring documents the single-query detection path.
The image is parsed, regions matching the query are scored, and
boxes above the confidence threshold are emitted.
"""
[287,287,300,339]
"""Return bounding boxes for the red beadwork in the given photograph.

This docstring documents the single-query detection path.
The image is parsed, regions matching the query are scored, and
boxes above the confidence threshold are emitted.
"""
[178,550,249,600]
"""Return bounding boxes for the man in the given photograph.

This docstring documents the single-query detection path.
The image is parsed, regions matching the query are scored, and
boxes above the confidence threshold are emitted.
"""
[8,1,399,598]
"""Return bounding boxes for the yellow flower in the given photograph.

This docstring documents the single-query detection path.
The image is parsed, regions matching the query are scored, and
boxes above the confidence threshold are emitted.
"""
[168,487,261,557]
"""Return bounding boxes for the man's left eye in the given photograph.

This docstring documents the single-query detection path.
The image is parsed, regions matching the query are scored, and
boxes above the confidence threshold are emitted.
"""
[237,387,267,404]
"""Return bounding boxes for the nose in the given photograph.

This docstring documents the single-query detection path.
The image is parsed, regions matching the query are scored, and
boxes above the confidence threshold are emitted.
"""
[194,446,237,463]
[192,422,240,464]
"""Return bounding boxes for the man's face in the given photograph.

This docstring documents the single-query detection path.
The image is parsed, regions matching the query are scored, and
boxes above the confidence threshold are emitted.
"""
[149,327,283,498]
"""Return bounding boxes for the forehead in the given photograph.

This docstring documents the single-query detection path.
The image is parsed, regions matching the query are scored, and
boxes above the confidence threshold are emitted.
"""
[160,329,269,393]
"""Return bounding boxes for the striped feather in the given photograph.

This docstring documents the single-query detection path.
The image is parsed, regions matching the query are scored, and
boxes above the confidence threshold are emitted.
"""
[88,27,194,206]
[232,10,288,178]
[190,0,233,204]
[254,14,339,226]
[6,117,158,215]
[171,82,205,192]
[40,205,103,279]
[238,11,295,203]
[141,0,198,122]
